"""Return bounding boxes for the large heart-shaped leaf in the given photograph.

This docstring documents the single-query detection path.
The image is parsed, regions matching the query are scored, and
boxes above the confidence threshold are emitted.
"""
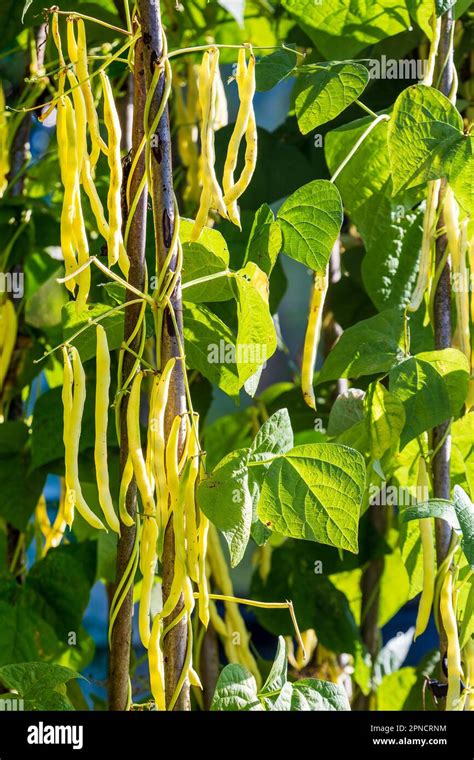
[277,180,343,272]
[257,443,366,553]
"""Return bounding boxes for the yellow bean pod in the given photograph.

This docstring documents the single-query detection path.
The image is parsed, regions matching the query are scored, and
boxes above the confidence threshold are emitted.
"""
[184,420,200,583]
[408,180,441,312]
[139,516,158,648]
[76,19,108,166]
[0,299,17,393]
[301,269,329,410]
[100,71,129,276]
[414,457,435,639]
[95,326,120,533]
[66,16,79,64]
[149,358,176,530]
[58,97,79,294]
[43,479,68,554]
[127,372,156,516]
[63,346,106,531]
[440,569,463,710]
[222,53,257,222]
[190,50,227,241]
[118,454,135,527]
[149,613,166,710]
[222,49,255,225]
[36,494,51,540]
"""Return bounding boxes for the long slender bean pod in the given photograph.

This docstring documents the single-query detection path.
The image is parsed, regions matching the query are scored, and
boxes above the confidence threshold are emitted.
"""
[127,372,156,516]
[301,269,329,410]
[440,569,463,710]
[100,71,128,275]
[415,457,435,638]
[76,18,108,166]
[95,325,120,533]
[64,346,106,531]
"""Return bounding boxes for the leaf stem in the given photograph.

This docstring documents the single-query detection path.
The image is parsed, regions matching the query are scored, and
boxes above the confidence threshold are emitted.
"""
[182,270,233,291]
[167,43,305,59]
[194,592,305,657]
[45,7,133,36]
[330,113,390,184]
[354,100,378,119]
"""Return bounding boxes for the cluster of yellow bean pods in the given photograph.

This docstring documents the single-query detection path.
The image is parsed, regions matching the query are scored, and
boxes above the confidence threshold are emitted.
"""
[124,365,209,710]
[61,326,121,534]
[46,11,129,311]
[186,46,257,240]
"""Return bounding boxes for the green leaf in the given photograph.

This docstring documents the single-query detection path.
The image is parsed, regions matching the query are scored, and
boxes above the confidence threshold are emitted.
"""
[180,219,233,303]
[211,665,262,711]
[361,204,424,312]
[203,411,255,471]
[0,421,28,454]
[325,116,424,311]
[378,667,419,710]
[290,679,351,711]
[390,350,469,447]
[281,0,410,59]
[453,486,474,570]
[261,636,288,694]
[250,408,294,457]
[233,263,277,385]
[250,410,294,544]
[24,541,97,639]
[277,180,343,271]
[244,204,282,277]
[373,628,414,686]
[295,63,369,134]
[416,348,470,415]
[183,303,240,397]
[0,662,82,711]
[197,449,253,566]
[0,451,45,530]
[446,135,474,218]
[365,382,406,460]
[255,48,297,91]
[388,85,463,195]
[269,678,351,711]
[0,602,43,667]
[390,357,450,447]
[257,443,366,553]
[317,309,406,385]
[327,389,365,436]
[406,0,436,37]
[402,499,461,532]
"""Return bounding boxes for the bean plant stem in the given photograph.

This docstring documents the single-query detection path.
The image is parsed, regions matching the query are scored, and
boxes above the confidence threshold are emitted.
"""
[432,7,455,690]
[108,34,147,711]
[137,0,190,711]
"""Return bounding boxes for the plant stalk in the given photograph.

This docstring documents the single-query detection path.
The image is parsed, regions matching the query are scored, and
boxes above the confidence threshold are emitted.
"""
[432,7,455,679]
[137,0,189,710]
[108,35,147,711]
